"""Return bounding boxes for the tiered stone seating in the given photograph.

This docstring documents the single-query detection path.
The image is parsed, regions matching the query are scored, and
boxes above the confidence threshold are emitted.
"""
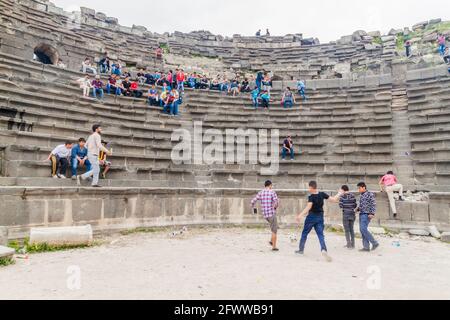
[407,72,450,188]
[0,51,395,192]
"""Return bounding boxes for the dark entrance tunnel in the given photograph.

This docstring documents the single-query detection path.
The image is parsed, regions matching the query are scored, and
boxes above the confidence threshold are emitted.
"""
[33,43,59,65]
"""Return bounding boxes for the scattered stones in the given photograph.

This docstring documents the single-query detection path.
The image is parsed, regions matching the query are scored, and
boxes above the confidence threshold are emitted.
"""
[440,232,450,243]
[29,225,93,246]
[408,229,431,237]
[427,226,441,239]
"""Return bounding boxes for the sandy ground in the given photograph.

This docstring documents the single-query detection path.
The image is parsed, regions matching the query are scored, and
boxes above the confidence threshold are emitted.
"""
[0,227,449,300]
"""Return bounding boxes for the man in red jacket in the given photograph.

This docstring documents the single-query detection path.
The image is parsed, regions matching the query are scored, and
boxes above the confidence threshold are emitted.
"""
[176,69,186,92]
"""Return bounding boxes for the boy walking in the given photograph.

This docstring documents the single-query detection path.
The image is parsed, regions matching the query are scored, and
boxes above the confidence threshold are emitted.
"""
[296,181,341,262]
[357,182,380,252]
[339,185,357,249]
[251,180,280,251]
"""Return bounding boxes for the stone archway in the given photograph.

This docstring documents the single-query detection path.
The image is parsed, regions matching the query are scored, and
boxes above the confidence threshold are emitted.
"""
[33,43,59,65]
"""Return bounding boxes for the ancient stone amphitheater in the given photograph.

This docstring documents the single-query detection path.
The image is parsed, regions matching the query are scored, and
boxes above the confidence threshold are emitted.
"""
[1,0,450,239]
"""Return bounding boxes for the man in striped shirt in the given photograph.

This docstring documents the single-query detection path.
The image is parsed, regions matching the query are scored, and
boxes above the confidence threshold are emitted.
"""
[339,185,358,249]
[251,180,280,251]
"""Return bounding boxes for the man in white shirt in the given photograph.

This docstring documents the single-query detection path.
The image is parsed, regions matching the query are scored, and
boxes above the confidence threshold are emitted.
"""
[47,141,73,179]
[77,124,112,188]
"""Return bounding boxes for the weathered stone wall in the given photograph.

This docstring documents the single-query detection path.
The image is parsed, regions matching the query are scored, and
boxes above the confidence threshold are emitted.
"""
[1,187,449,238]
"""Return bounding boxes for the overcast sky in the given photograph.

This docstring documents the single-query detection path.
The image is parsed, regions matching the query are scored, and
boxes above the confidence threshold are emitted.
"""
[53,0,447,42]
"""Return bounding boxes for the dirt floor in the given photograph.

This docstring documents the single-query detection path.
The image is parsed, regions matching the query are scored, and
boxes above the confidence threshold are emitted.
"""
[1,227,449,300]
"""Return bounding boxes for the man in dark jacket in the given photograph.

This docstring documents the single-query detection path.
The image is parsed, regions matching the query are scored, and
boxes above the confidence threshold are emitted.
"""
[339,185,357,249]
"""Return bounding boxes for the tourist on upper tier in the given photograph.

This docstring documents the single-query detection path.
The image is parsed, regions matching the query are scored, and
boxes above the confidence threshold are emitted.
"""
[167,70,174,87]
[297,80,307,101]
[82,57,97,75]
[281,135,294,160]
[198,75,209,89]
[240,78,251,93]
[176,69,186,92]
[405,40,412,58]
[155,46,163,60]
[256,29,261,37]
[77,124,112,188]
[47,141,73,179]
[230,80,240,96]
[339,185,358,249]
[251,87,260,108]
[379,171,404,219]
[356,182,379,252]
[220,78,230,93]
[281,87,296,108]
[99,55,110,73]
[57,59,66,69]
[438,34,446,56]
[111,61,122,76]
[260,90,271,108]
[121,69,131,79]
[256,71,263,91]
[148,85,159,106]
[76,75,93,97]
[162,88,181,116]
[295,181,341,261]
[187,74,197,89]
[91,75,104,100]
[162,82,171,93]
[266,29,270,36]
[130,80,143,98]
[137,69,147,85]
[99,141,112,179]
[71,138,91,180]
[262,73,272,94]
[106,74,123,96]
[443,47,450,64]
[121,77,133,96]
[210,78,220,90]
[251,180,279,251]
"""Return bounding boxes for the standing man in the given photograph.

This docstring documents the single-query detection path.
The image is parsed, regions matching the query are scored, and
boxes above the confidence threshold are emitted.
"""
[438,34,446,56]
[71,138,91,179]
[77,125,112,188]
[405,40,412,58]
[47,141,73,179]
[297,80,307,101]
[176,69,186,92]
[295,181,341,262]
[251,180,280,251]
[357,182,379,252]
[339,185,357,249]
[379,171,404,219]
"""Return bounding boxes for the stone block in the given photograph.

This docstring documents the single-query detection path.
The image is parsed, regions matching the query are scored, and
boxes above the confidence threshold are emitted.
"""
[29,225,93,246]
[72,199,102,222]
[48,200,66,223]
[427,226,441,239]
[0,246,14,259]
[408,229,431,236]
[104,197,127,219]
[0,227,7,246]
[441,232,450,243]
[411,202,429,222]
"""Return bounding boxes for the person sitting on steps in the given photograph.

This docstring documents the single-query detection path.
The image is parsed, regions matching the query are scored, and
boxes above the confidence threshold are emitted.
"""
[47,141,73,179]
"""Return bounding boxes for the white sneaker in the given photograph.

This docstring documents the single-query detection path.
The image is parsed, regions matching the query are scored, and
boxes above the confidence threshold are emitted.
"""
[52,175,58,179]
[322,251,333,263]
[57,174,66,179]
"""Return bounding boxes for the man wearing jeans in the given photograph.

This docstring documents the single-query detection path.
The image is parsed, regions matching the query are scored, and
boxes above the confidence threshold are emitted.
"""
[357,182,379,252]
[77,125,112,188]
[71,138,91,179]
[295,181,341,262]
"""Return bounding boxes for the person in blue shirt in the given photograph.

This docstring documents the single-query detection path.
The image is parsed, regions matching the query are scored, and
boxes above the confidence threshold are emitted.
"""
[251,87,260,109]
[71,138,91,179]
[260,90,270,109]
[297,80,307,101]
[256,72,263,91]
[147,85,159,106]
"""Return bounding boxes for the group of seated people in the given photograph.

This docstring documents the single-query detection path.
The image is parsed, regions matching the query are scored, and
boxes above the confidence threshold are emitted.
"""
[76,74,143,100]
[47,139,111,180]
[250,81,307,109]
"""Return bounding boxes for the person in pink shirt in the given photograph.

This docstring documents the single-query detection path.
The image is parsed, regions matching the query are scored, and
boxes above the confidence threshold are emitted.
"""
[438,34,446,56]
[379,171,404,219]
